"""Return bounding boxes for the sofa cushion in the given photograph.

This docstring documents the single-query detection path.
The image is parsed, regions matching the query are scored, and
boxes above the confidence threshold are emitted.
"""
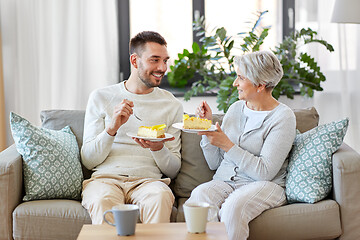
[248,199,341,240]
[13,200,91,240]
[175,197,341,240]
[286,118,349,203]
[40,109,93,180]
[10,112,83,201]
[40,110,86,149]
[293,107,319,133]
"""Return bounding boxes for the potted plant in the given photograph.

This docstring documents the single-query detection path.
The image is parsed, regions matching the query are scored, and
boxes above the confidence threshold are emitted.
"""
[167,11,334,112]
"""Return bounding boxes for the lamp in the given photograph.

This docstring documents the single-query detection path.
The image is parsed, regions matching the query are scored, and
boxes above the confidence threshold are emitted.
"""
[331,0,360,24]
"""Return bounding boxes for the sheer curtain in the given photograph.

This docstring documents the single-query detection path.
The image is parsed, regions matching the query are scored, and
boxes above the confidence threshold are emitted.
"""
[0,0,119,146]
[297,0,360,151]
[0,30,5,151]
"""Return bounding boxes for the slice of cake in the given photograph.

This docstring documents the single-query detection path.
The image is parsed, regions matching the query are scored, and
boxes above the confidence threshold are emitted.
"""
[137,124,166,138]
[183,114,212,130]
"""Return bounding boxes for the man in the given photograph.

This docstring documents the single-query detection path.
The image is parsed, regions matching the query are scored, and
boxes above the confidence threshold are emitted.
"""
[81,31,183,224]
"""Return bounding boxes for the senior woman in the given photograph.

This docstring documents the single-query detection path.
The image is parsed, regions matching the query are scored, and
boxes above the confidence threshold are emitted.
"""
[186,51,296,240]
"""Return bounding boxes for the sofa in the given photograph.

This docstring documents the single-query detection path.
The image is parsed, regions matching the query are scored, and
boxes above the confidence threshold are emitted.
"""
[1,107,360,240]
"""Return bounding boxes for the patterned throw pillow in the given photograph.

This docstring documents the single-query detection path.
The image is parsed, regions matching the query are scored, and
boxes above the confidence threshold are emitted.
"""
[285,118,349,203]
[10,112,83,201]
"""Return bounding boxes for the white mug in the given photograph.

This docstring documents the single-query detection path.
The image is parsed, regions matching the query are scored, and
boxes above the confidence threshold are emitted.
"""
[183,202,217,234]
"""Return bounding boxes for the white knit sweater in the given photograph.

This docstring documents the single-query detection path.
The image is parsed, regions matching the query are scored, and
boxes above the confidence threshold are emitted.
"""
[81,82,183,179]
[201,100,296,187]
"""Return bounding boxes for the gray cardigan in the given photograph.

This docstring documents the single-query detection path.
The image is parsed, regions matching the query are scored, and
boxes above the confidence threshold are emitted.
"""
[200,100,296,187]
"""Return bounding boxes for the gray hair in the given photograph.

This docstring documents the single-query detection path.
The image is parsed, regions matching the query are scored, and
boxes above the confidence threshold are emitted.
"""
[234,51,283,89]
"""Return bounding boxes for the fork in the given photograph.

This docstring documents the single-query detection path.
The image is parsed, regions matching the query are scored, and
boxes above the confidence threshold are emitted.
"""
[133,112,142,121]
[125,98,142,121]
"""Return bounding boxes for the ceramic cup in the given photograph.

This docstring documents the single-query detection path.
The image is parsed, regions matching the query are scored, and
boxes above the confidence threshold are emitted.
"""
[103,204,139,236]
[183,202,217,234]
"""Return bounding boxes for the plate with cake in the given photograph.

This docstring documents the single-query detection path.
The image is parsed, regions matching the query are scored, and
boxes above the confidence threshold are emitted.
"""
[172,114,216,133]
[127,124,173,142]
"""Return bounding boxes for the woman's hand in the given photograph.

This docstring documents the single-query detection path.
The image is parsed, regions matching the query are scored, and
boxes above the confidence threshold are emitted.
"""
[196,101,212,120]
[198,122,234,152]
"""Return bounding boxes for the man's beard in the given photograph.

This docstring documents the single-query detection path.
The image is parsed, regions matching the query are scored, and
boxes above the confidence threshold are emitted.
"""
[138,72,161,88]
[137,60,165,88]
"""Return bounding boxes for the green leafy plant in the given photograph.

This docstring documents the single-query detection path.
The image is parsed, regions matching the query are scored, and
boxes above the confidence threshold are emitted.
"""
[272,28,334,99]
[168,12,334,113]
[168,11,270,112]
[167,43,209,88]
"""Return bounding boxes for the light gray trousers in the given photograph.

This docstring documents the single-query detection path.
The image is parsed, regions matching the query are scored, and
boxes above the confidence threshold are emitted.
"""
[185,180,286,240]
[81,174,174,224]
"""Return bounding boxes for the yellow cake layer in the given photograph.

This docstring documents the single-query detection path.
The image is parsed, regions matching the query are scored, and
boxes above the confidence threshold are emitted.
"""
[183,114,212,130]
[137,124,166,138]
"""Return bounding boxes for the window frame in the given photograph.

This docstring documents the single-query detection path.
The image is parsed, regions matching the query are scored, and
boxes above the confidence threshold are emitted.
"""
[117,0,294,82]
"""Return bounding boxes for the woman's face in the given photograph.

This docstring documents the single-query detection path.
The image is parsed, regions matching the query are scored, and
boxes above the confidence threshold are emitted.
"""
[233,70,258,101]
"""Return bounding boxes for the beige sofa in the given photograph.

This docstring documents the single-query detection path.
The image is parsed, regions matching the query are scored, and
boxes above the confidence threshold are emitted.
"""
[1,107,360,240]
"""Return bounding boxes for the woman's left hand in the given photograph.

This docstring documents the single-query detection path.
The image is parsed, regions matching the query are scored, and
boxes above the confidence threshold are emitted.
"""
[198,122,234,152]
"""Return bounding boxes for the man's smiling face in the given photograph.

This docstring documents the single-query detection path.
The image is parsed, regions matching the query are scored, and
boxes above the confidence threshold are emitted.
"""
[136,42,170,88]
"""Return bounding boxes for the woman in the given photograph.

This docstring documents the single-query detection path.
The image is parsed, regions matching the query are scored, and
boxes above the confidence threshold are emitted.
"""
[186,51,296,240]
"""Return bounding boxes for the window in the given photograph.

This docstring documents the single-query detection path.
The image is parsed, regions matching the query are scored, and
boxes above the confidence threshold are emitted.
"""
[118,0,291,81]
[130,0,193,70]
[296,0,318,29]
[205,0,282,52]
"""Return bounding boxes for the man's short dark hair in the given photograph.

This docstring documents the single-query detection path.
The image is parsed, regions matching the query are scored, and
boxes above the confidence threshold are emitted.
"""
[129,31,167,55]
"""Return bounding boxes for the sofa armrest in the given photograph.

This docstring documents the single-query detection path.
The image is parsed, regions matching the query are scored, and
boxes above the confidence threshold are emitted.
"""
[0,144,23,240]
[332,143,360,240]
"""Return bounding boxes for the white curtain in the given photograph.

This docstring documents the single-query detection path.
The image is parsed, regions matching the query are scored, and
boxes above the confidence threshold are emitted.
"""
[0,30,5,151]
[310,0,360,152]
[0,0,119,146]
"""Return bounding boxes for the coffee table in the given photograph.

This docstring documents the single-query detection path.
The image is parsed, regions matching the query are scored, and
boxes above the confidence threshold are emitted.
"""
[77,222,228,240]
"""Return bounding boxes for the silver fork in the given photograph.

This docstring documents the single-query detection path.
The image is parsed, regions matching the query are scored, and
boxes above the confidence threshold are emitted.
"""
[133,112,142,121]
[125,98,142,121]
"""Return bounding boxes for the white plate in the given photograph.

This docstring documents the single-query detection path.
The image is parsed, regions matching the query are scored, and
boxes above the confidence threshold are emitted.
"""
[126,132,174,142]
[172,122,217,133]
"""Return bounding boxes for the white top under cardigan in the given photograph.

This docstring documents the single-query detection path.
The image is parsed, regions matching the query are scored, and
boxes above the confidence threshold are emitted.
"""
[243,104,271,134]
[201,100,296,187]
[81,82,183,179]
